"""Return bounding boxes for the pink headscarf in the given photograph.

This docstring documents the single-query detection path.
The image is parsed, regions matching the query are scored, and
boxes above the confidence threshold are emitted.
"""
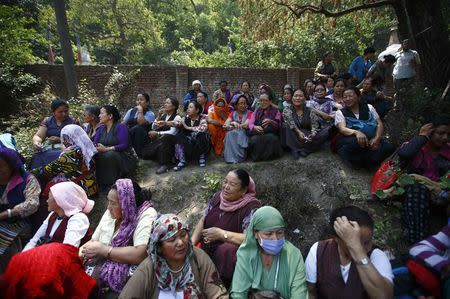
[50,182,94,217]
[219,177,260,212]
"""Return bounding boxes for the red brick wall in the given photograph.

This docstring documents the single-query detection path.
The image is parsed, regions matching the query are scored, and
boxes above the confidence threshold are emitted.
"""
[24,64,314,109]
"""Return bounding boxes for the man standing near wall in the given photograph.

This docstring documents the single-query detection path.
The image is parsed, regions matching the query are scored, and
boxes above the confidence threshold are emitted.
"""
[392,39,421,93]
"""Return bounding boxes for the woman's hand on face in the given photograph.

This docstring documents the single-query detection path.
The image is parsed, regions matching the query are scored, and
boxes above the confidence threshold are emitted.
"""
[355,131,368,147]
[334,216,363,250]
[81,241,108,259]
[202,227,225,243]
[419,123,434,138]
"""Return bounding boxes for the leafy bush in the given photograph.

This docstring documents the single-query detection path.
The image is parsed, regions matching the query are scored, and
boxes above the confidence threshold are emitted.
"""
[104,67,141,110]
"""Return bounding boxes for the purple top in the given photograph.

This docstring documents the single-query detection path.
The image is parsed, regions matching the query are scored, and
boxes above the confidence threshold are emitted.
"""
[248,106,281,131]
[93,123,129,151]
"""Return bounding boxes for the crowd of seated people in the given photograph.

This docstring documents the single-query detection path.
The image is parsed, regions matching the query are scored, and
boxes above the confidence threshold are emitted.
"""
[0,45,449,299]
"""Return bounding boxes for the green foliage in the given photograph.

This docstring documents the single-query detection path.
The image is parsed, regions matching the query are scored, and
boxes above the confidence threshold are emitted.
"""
[104,67,141,110]
[373,210,403,251]
[0,6,41,65]
[203,172,222,194]
[0,65,40,102]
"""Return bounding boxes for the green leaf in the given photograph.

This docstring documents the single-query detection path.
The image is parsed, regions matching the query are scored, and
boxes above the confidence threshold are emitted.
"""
[393,187,405,196]
[398,174,415,186]
[375,190,388,199]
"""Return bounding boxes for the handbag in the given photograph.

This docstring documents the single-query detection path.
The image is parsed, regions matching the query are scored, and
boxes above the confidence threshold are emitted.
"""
[370,160,399,197]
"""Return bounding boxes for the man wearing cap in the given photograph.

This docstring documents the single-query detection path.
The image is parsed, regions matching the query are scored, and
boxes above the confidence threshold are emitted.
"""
[183,80,209,110]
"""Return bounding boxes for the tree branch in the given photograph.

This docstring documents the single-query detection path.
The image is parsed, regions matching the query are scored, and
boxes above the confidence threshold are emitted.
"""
[271,0,395,18]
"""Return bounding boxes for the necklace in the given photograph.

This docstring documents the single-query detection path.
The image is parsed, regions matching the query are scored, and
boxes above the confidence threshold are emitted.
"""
[169,264,185,274]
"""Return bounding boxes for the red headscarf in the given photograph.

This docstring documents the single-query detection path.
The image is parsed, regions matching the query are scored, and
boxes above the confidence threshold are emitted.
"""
[1,243,96,299]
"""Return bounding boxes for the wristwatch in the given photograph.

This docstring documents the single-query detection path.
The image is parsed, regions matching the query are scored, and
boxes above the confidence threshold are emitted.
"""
[354,257,370,266]
[223,231,228,241]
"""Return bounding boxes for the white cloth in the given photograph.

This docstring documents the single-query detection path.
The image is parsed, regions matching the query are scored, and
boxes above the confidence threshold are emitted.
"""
[60,124,97,169]
[23,212,89,251]
[334,104,379,126]
[91,207,157,247]
[393,49,421,80]
[158,290,184,299]
[152,115,181,136]
[305,241,394,284]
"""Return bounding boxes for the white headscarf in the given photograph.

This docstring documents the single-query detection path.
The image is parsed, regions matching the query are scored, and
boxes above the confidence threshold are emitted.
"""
[60,124,97,169]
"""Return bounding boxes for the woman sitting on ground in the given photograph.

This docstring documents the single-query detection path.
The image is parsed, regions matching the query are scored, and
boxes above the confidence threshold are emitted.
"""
[252,84,280,110]
[278,86,294,112]
[83,104,101,141]
[191,169,261,288]
[231,81,255,109]
[304,79,316,101]
[231,206,307,298]
[142,97,181,175]
[80,178,157,298]
[329,78,345,108]
[32,124,98,198]
[359,77,393,119]
[0,148,40,272]
[305,205,394,299]
[173,101,210,171]
[208,98,229,156]
[307,83,336,128]
[282,89,328,159]
[23,181,93,251]
[94,105,138,186]
[335,86,395,169]
[398,117,450,244]
[31,99,76,169]
[120,214,228,298]
[122,93,156,158]
[223,95,253,164]
[248,93,282,162]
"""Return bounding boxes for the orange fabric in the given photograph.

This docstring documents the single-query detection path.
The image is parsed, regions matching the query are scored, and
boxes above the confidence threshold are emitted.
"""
[208,98,229,155]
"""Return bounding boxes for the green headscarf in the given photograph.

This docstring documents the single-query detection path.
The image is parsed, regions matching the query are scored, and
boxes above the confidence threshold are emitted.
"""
[231,206,307,299]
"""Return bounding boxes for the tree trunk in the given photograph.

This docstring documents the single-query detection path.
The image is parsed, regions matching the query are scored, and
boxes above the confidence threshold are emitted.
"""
[110,0,129,61]
[54,0,78,98]
[392,0,450,89]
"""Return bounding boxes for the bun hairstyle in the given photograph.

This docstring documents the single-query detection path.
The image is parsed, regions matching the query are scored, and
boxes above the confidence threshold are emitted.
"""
[231,169,250,189]
[102,105,121,122]
[139,93,150,103]
[189,100,203,115]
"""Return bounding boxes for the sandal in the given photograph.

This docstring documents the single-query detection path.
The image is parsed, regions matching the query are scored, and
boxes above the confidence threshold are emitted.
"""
[199,158,206,167]
[173,161,186,171]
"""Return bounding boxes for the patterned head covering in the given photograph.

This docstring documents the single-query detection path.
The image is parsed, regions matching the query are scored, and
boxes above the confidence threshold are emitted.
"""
[99,179,138,293]
[147,214,201,298]
[50,181,94,217]
[60,124,97,169]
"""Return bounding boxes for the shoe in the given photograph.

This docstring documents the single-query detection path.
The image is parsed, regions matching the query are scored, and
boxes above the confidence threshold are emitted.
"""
[199,158,206,167]
[299,150,309,157]
[173,161,186,171]
[156,165,168,174]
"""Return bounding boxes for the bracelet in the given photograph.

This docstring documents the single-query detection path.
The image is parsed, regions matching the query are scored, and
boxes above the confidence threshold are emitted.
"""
[7,209,12,218]
[106,246,113,259]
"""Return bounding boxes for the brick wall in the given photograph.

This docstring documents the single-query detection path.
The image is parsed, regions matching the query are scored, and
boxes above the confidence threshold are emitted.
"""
[24,64,314,109]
